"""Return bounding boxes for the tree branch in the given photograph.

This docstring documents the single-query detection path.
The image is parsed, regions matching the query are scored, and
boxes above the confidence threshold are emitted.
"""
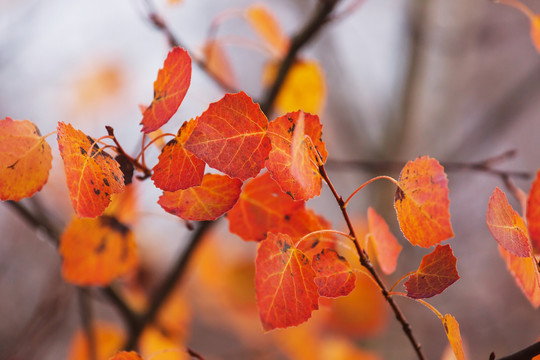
[77,288,97,360]
[492,341,540,360]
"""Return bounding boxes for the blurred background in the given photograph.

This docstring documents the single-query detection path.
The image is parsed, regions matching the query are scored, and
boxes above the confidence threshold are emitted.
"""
[1,0,539,359]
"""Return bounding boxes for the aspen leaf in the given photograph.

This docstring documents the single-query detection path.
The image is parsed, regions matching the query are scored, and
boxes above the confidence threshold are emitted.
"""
[255,232,319,330]
[141,47,191,133]
[284,209,336,258]
[312,248,355,298]
[159,173,242,221]
[266,111,327,200]
[367,207,402,274]
[152,118,205,191]
[203,40,237,90]
[263,60,326,114]
[394,156,454,247]
[487,187,530,257]
[60,216,138,286]
[442,314,466,360]
[109,352,143,360]
[245,4,289,57]
[526,171,540,252]
[496,0,540,52]
[140,326,189,360]
[57,122,124,218]
[68,322,124,360]
[0,117,52,201]
[184,92,271,180]
[290,112,320,197]
[405,244,459,299]
[499,245,540,308]
[227,171,304,241]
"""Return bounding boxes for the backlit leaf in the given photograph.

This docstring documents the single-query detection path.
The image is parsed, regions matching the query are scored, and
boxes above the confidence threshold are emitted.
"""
[442,314,466,360]
[140,326,188,360]
[290,111,320,197]
[60,216,138,286]
[367,207,402,274]
[266,111,327,200]
[527,171,540,252]
[158,173,242,221]
[0,117,52,201]
[496,0,540,52]
[184,92,271,180]
[487,187,530,257]
[68,322,123,360]
[312,248,355,298]
[227,172,304,241]
[245,4,289,57]
[57,122,124,218]
[499,245,540,308]
[255,232,319,330]
[285,209,336,258]
[405,244,459,299]
[109,352,143,360]
[263,60,326,114]
[203,40,237,90]
[152,118,205,191]
[394,156,454,247]
[141,47,191,133]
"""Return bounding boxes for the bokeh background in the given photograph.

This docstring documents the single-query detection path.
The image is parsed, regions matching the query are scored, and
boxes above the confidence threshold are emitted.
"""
[1,0,539,359]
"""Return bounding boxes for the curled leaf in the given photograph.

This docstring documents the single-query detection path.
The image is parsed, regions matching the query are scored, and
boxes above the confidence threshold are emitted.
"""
[442,314,466,360]
[526,171,540,252]
[499,245,540,308]
[367,207,402,274]
[245,4,289,57]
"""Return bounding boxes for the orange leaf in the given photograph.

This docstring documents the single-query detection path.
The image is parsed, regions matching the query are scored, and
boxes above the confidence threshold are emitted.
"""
[203,40,237,90]
[442,314,466,360]
[60,216,138,286]
[487,187,530,257]
[68,322,124,360]
[290,111,320,197]
[140,326,188,360]
[184,92,270,180]
[158,173,242,221]
[255,232,319,330]
[527,171,540,252]
[57,122,124,218]
[141,47,191,133]
[367,207,402,274]
[499,245,540,308]
[405,244,459,299]
[394,156,454,247]
[312,248,355,298]
[109,352,143,360]
[284,209,336,258]
[266,111,327,200]
[227,171,304,241]
[152,119,205,191]
[496,0,540,52]
[245,4,289,57]
[0,117,52,201]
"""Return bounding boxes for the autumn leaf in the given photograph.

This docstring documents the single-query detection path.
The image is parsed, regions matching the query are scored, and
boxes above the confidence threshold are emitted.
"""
[394,156,454,247]
[227,171,304,241]
[367,207,402,274]
[496,0,540,52]
[290,111,320,197]
[263,60,326,114]
[266,111,327,200]
[527,171,540,252]
[152,119,205,191]
[255,232,319,330]
[245,4,289,57]
[203,40,237,90]
[184,92,271,180]
[159,173,242,221]
[140,326,189,360]
[60,216,138,286]
[442,314,466,360]
[499,245,540,308]
[57,122,124,218]
[68,322,124,360]
[312,248,355,298]
[487,187,530,257]
[0,117,52,201]
[141,47,191,133]
[286,209,336,258]
[404,244,460,299]
[109,352,143,360]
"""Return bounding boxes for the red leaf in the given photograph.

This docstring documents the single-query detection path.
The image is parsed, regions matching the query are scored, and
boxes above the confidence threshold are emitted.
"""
[158,173,242,221]
[405,244,460,299]
[109,351,143,360]
[184,92,271,180]
[152,118,205,191]
[527,171,540,252]
[0,117,52,201]
[312,248,355,298]
[367,207,402,274]
[487,187,530,257]
[255,233,319,330]
[227,172,304,241]
[57,122,124,218]
[394,156,454,247]
[499,245,540,308]
[141,47,191,133]
[266,111,327,200]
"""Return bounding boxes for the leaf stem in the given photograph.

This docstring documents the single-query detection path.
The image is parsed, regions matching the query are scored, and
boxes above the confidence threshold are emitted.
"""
[294,229,352,248]
[42,130,57,139]
[388,292,444,321]
[105,126,153,179]
[135,132,176,162]
[389,271,416,293]
[344,175,399,207]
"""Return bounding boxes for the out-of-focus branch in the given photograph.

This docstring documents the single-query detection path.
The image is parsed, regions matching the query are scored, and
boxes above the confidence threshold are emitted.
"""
[78,288,97,360]
[490,340,540,360]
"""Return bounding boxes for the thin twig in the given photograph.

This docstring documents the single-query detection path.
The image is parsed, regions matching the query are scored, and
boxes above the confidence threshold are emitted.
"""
[187,347,205,360]
[492,340,540,360]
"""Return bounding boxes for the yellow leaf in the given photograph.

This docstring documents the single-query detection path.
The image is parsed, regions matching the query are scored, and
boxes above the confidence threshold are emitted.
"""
[246,4,289,57]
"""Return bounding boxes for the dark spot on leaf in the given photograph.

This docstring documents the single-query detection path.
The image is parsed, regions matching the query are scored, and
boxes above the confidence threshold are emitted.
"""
[286,191,294,200]
[93,188,101,195]
[7,160,19,169]
[287,117,294,123]
[99,215,130,236]
[284,214,290,221]
[103,178,110,186]
[79,147,87,156]
[281,240,291,253]
[288,124,295,134]
[94,236,107,254]
[395,187,405,202]
[310,238,319,249]
[114,153,133,185]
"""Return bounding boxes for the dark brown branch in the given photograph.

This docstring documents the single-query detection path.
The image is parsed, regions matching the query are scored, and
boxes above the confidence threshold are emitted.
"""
[187,347,205,360]
[492,341,540,360]
[318,164,426,360]
[6,200,61,245]
[77,288,97,360]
